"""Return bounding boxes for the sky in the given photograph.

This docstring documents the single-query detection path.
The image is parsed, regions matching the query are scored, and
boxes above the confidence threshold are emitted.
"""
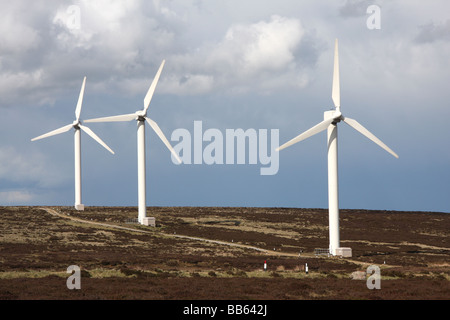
[1,0,449,213]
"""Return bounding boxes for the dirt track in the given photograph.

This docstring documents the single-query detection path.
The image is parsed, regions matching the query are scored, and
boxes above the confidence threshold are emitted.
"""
[38,207,387,266]
[40,207,284,256]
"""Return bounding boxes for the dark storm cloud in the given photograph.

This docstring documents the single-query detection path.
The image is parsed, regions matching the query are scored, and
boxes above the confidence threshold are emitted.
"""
[415,20,450,43]
[339,0,375,18]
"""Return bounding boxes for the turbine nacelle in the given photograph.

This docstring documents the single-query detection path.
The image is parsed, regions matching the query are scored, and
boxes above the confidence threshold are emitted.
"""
[330,110,342,123]
[135,110,147,121]
[72,120,81,128]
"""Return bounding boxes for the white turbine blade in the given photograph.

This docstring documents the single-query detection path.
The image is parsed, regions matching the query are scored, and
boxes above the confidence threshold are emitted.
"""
[143,60,165,113]
[277,118,335,151]
[31,124,73,141]
[332,39,340,109]
[79,124,115,154]
[342,117,399,158]
[84,113,137,123]
[75,77,87,121]
[145,117,182,164]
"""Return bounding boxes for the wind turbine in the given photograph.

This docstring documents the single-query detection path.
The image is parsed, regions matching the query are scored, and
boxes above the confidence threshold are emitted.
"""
[31,77,115,211]
[85,60,181,224]
[277,39,398,256]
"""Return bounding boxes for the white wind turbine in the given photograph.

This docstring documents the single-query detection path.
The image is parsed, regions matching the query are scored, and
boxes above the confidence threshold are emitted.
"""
[31,77,115,211]
[277,39,398,256]
[85,60,181,224]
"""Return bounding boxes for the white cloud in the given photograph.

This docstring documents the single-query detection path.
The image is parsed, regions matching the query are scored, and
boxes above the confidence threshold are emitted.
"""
[0,190,35,204]
[0,17,41,55]
[0,146,68,188]
[50,1,166,59]
[161,74,214,95]
[161,15,307,95]
[0,69,54,106]
[0,0,177,105]
[1,2,309,103]
[216,15,304,75]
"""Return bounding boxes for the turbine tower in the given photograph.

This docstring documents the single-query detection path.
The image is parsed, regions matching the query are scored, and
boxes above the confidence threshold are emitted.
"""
[85,60,181,224]
[31,77,115,210]
[277,39,398,256]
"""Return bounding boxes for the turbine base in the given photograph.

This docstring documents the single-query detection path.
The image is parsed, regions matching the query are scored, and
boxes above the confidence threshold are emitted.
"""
[334,247,352,257]
[75,204,85,211]
[142,217,156,227]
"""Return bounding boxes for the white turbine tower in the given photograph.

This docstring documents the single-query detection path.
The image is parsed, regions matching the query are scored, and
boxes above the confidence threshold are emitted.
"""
[277,39,398,256]
[85,60,181,224]
[31,77,115,211]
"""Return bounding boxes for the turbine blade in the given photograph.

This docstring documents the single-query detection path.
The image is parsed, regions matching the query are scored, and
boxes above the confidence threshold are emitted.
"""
[277,118,334,151]
[342,117,399,158]
[84,113,137,123]
[143,60,165,113]
[332,39,340,109]
[145,117,182,164]
[79,124,115,154]
[31,124,73,141]
[75,77,87,121]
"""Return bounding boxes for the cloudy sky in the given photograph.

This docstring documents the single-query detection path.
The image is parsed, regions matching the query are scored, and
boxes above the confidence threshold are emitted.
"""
[1,0,449,213]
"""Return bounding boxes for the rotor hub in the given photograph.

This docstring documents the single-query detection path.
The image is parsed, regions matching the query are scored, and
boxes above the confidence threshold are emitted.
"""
[73,120,81,129]
[135,110,146,121]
